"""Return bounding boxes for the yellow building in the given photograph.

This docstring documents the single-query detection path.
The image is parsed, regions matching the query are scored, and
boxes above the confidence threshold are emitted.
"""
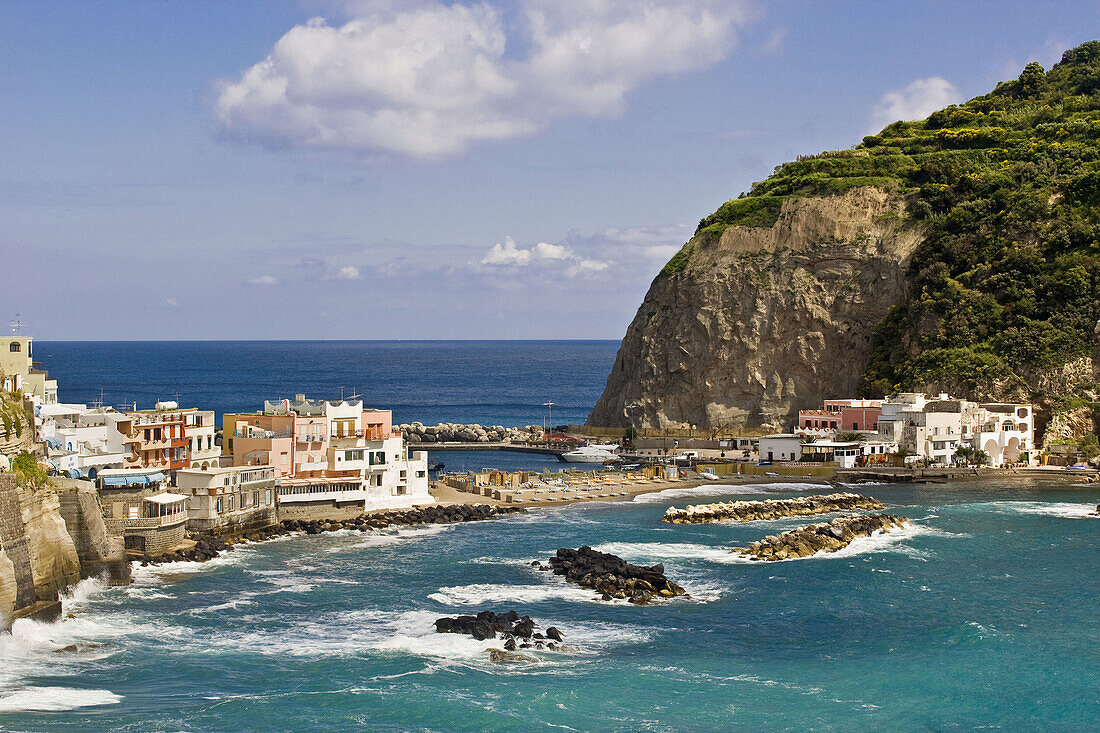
[1,337,57,404]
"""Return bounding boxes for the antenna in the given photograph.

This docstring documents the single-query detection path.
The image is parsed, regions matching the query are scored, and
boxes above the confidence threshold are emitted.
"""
[348,386,362,402]
[543,401,554,434]
[9,315,23,336]
[338,386,346,400]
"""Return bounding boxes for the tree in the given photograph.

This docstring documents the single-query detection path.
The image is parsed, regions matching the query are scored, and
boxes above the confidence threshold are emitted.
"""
[1080,433,1100,461]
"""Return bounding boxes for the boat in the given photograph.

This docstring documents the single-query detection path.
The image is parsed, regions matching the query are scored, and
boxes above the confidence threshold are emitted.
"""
[428,461,445,472]
[560,443,619,464]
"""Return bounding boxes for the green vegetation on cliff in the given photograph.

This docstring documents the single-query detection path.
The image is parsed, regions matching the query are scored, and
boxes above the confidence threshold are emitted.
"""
[679,42,1100,402]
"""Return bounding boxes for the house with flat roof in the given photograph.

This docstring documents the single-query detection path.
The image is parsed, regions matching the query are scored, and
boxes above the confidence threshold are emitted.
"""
[177,464,277,536]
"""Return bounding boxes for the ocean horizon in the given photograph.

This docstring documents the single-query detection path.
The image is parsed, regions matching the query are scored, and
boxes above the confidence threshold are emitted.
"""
[36,340,621,427]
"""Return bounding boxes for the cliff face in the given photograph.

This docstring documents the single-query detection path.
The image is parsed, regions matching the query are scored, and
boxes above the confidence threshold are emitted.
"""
[0,475,81,627]
[589,187,922,430]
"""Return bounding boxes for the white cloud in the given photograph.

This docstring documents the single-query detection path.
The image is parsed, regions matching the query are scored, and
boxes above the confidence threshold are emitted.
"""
[165,298,180,307]
[249,274,278,285]
[482,236,534,266]
[337,266,361,280]
[215,0,749,157]
[871,76,962,131]
[480,235,610,276]
[567,258,611,277]
[531,241,570,260]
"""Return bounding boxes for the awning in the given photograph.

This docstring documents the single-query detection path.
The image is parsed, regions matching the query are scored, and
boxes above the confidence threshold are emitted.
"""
[101,476,128,486]
[144,492,187,505]
[146,472,167,483]
[41,458,58,469]
[67,468,85,479]
[44,438,62,449]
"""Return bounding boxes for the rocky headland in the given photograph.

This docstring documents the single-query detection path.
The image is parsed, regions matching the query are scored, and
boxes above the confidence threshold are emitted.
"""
[533,546,688,604]
[400,423,543,444]
[732,514,909,561]
[588,187,919,432]
[587,47,1100,449]
[663,492,883,524]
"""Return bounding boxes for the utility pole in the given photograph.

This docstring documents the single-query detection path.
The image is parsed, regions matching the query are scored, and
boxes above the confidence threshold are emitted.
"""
[543,401,554,439]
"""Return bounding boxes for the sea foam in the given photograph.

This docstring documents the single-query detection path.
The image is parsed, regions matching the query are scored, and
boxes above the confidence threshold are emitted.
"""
[631,481,824,504]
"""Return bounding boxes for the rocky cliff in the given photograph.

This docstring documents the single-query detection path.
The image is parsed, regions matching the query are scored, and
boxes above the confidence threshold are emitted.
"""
[588,187,921,429]
[591,44,1100,437]
[0,475,81,627]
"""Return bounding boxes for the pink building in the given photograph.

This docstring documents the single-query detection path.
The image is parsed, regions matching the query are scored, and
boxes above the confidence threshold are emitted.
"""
[799,399,882,433]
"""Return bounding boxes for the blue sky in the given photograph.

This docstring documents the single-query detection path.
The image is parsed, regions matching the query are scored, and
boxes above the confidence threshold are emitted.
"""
[1,1,1097,340]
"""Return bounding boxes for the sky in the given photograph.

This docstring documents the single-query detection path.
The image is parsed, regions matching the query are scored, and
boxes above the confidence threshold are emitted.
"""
[1,0,1097,340]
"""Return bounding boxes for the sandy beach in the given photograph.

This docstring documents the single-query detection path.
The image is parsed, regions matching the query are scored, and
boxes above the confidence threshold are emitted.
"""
[428,472,832,509]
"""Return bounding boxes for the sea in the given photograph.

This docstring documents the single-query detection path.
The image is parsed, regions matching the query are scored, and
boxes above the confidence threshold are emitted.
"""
[2,342,1098,730]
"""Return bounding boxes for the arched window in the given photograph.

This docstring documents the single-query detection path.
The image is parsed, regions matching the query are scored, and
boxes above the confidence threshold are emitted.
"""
[9,342,20,352]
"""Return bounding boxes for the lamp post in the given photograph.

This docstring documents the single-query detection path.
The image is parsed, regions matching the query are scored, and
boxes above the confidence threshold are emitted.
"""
[543,401,554,441]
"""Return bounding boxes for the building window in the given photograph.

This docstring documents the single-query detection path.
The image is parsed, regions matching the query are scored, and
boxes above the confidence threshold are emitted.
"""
[265,489,272,505]
[216,498,222,513]
[9,342,19,352]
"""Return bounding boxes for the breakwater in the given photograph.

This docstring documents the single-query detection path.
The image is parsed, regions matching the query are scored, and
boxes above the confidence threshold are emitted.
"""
[732,514,910,561]
[662,492,883,524]
[534,546,688,604]
[401,423,544,444]
[158,504,526,564]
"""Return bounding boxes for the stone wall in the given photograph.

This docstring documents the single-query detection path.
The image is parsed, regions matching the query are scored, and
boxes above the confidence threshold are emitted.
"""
[0,475,81,628]
[188,507,278,538]
[277,500,366,523]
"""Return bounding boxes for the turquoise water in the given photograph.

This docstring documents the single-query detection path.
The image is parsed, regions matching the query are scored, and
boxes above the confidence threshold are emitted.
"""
[2,479,1098,731]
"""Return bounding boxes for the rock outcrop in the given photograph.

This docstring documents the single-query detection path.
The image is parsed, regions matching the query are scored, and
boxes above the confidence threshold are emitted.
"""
[0,475,81,627]
[535,546,688,604]
[588,187,922,430]
[732,513,909,560]
[400,423,544,444]
[663,492,883,524]
[434,610,566,652]
[54,480,130,585]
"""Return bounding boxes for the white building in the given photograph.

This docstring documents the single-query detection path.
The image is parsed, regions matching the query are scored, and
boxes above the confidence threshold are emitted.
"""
[183,409,221,469]
[177,464,277,536]
[883,394,1035,466]
[37,403,128,479]
[758,434,803,462]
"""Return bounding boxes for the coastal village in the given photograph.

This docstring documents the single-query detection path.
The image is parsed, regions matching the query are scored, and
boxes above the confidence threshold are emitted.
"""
[2,332,1093,583]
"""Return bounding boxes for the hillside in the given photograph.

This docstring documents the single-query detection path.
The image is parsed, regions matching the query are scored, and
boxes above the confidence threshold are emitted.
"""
[589,42,1100,441]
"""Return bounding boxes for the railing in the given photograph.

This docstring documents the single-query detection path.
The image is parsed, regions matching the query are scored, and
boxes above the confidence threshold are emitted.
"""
[235,430,292,439]
[108,510,187,529]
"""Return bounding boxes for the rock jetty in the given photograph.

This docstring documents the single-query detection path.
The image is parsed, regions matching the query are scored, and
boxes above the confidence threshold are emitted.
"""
[434,610,566,651]
[732,514,909,561]
[533,546,688,604]
[663,492,883,524]
[152,504,525,564]
[399,422,544,444]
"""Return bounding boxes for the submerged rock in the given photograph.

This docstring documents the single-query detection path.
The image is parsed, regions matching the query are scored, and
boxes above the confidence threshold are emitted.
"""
[732,513,909,561]
[663,492,883,524]
[487,649,537,664]
[543,546,688,602]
